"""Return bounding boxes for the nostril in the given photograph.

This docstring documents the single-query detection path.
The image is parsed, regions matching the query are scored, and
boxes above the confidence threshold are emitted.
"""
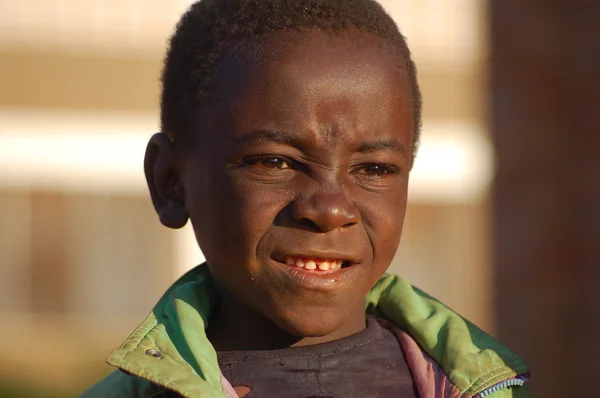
[295,210,359,233]
[298,217,323,232]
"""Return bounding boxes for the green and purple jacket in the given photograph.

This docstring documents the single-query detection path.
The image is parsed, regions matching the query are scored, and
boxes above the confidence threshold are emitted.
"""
[81,264,532,397]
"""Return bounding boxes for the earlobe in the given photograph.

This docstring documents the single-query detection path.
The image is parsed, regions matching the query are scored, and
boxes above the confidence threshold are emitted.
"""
[144,133,189,229]
[159,200,189,229]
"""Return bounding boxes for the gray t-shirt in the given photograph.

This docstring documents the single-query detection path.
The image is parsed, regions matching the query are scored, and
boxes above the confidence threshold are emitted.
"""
[217,316,419,397]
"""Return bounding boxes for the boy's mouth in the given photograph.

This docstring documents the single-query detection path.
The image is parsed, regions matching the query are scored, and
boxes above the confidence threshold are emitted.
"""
[269,253,360,291]
[283,256,351,271]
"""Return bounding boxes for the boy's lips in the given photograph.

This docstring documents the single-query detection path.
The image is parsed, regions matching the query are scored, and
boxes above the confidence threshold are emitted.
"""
[268,252,360,291]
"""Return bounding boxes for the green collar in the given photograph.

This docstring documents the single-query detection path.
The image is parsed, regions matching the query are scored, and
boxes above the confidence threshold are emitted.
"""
[106,264,528,397]
[366,274,529,396]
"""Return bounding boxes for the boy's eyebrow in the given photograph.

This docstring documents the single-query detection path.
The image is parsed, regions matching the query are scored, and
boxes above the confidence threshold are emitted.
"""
[237,130,301,147]
[237,129,406,157]
[357,138,407,157]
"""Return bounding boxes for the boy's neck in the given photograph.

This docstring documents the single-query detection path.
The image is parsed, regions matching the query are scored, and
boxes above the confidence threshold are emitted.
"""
[206,288,367,352]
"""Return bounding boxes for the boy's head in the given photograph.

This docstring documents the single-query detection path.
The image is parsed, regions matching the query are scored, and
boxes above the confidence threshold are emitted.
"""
[146,0,421,345]
[160,0,421,155]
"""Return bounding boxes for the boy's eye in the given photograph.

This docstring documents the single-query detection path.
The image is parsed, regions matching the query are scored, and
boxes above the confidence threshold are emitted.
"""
[245,156,292,169]
[354,164,398,177]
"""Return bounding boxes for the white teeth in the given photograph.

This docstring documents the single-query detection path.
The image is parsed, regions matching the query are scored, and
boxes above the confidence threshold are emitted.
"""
[284,257,345,270]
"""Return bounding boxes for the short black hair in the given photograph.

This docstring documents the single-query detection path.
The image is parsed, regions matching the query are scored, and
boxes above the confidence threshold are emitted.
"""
[161,0,422,156]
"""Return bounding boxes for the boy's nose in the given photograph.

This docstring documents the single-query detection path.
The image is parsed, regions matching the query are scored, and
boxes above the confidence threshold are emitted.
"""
[290,188,361,232]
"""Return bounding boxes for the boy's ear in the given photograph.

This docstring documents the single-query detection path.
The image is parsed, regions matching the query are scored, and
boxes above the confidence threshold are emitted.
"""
[144,133,188,229]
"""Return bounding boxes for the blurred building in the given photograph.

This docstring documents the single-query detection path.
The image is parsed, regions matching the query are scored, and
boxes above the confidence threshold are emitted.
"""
[0,1,492,396]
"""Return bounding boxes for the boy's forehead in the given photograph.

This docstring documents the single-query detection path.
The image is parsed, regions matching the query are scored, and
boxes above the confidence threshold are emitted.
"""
[215,28,413,114]
[190,28,414,154]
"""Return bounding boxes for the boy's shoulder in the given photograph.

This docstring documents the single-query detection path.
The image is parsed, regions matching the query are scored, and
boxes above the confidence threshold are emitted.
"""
[81,265,531,398]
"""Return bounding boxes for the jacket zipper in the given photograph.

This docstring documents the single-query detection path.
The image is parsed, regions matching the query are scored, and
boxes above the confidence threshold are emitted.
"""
[475,374,529,397]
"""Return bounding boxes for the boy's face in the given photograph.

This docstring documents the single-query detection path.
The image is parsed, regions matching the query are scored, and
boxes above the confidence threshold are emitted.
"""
[172,29,413,339]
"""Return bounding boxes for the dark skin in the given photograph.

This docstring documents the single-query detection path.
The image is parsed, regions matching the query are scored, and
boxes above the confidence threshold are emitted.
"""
[145,28,414,351]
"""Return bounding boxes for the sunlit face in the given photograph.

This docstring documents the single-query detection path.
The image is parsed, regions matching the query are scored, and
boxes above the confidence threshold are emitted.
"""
[181,28,414,338]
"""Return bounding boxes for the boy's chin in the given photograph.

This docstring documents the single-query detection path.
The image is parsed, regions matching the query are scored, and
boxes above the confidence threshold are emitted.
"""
[269,307,366,343]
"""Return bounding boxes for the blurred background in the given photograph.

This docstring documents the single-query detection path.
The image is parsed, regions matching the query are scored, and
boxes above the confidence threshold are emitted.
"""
[0,0,597,397]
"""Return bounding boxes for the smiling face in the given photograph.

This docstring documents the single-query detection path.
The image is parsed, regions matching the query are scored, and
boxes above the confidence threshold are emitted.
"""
[159,28,414,344]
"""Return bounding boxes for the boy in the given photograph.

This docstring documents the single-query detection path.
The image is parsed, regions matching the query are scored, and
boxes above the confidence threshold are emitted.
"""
[83,0,531,397]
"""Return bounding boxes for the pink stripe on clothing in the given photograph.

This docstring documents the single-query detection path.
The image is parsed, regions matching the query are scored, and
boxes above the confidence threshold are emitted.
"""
[220,373,240,398]
[379,319,464,398]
